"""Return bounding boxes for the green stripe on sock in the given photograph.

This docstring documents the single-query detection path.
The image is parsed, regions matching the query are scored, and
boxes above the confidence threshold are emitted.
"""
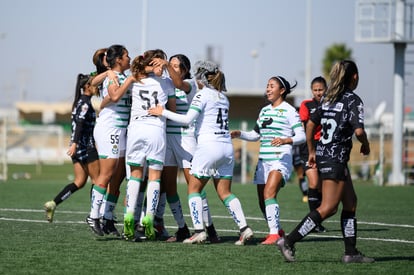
[200,189,207,199]
[93,185,106,195]
[167,194,180,203]
[105,193,119,203]
[188,192,201,200]
[223,193,237,206]
[264,198,278,206]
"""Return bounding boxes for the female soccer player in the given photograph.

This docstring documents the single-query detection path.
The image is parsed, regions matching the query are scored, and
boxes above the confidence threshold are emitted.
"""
[87,45,134,236]
[277,60,374,263]
[299,76,328,233]
[44,74,99,222]
[150,54,220,243]
[122,49,176,241]
[231,76,305,245]
[149,60,253,245]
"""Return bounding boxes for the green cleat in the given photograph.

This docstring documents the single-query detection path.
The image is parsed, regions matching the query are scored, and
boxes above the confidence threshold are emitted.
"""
[142,215,156,240]
[123,213,135,240]
[44,201,56,223]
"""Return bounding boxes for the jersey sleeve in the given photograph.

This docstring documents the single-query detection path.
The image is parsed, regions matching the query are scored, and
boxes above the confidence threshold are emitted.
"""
[162,108,199,125]
[299,101,309,122]
[72,101,89,143]
[348,94,365,130]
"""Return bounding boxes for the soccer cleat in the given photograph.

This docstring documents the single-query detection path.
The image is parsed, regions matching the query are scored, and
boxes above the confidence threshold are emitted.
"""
[123,213,135,240]
[102,218,120,237]
[278,229,285,237]
[183,231,207,244]
[261,233,281,245]
[206,224,221,243]
[235,226,254,245]
[44,201,56,223]
[85,215,94,227]
[142,215,156,241]
[86,216,104,236]
[312,224,327,233]
[155,224,170,240]
[342,252,375,263]
[276,237,296,262]
[132,223,146,242]
[166,224,191,242]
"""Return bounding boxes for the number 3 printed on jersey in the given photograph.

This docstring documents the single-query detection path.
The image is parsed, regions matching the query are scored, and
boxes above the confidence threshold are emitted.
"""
[320,118,337,144]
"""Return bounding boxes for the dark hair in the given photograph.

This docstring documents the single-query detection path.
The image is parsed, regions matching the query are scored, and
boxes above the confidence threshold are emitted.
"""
[92,48,108,74]
[106,44,127,69]
[72,74,91,109]
[269,76,297,99]
[170,54,191,79]
[310,76,327,88]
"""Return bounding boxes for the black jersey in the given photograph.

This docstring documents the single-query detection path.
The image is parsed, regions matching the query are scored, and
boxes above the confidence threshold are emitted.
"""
[310,90,365,164]
[70,94,96,150]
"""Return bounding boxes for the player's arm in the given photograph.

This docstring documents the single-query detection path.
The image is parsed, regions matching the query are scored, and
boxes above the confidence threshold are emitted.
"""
[107,74,135,102]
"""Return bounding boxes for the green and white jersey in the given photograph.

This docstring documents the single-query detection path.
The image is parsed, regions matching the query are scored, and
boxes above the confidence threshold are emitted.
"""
[96,71,131,128]
[129,75,175,128]
[256,101,302,161]
[166,78,197,136]
[190,87,231,144]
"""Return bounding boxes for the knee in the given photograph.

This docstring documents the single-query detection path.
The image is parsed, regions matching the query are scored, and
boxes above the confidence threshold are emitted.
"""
[319,205,338,219]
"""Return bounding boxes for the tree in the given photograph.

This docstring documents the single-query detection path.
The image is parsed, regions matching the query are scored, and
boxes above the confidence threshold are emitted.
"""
[322,43,353,79]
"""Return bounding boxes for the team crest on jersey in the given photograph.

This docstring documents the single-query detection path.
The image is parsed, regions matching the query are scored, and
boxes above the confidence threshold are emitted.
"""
[274,109,285,117]
[112,144,119,155]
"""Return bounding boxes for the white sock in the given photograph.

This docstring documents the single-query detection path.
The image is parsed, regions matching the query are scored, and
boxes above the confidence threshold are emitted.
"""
[201,191,213,227]
[265,198,280,234]
[145,180,160,219]
[125,177,141,216]
[188,193,204,231]
[90,186,105,219]
[224,194,247,229]
[99,198,106,218]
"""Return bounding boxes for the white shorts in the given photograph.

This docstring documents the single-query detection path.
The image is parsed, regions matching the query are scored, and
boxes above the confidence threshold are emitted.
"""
[93,123,127,159]
[190,141,234,179]
[253,154,293,186]
[164,134,196,168]
[126,122,166,171]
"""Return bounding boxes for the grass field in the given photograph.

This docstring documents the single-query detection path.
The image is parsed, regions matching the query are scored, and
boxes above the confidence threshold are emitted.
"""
[0,163,413,275]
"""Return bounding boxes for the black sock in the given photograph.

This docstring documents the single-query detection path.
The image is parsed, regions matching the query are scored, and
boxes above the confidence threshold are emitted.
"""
[287,210,322,246]
[206,224,217,236]
[308,188,321,211]
[341,210,358,255]
[53,183,79,205]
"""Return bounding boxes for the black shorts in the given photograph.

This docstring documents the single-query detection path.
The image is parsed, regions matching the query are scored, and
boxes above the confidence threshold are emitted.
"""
[72,146,99,165]
[317,162,349,181]
[292,143,307,167]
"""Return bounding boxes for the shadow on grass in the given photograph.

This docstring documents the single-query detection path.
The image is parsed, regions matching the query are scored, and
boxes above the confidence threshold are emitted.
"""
[371,256,414,262]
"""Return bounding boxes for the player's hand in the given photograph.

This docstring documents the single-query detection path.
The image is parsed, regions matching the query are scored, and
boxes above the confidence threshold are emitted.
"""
[307,152,317,168]
[148,104,164,116]
[230,130,241,139]
[360,142,370,156]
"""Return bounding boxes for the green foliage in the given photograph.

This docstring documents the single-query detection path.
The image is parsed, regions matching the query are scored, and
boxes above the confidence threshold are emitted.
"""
[322,43,353,79]
[0,164,413,274]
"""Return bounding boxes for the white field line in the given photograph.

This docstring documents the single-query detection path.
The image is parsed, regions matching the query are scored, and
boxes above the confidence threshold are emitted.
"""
[1,208,413,244]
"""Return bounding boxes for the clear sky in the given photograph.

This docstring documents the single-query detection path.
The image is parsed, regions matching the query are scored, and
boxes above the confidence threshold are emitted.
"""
[1,0,412,117]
